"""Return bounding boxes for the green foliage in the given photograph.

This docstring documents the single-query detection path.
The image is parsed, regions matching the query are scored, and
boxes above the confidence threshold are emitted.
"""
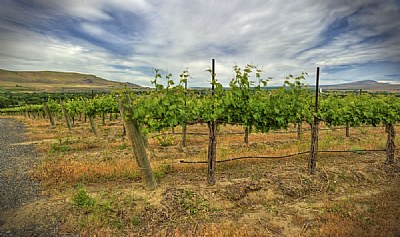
[223,64,262,132]
[319,94,400,126]
[3,63,400,135]
[154,164,174,181]
[177,189,210,215]
[283,73,314,124]
[0,95,11,108]
[73,187,96,208]
[155,132,174,146]
[350,146,365,154]
[49,143,71,153]
[0,91,107,109]
[116,64,400,137]
[0,104,43,113]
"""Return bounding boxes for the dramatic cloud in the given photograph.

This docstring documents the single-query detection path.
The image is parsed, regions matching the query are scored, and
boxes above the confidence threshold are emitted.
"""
[0,0,399,87]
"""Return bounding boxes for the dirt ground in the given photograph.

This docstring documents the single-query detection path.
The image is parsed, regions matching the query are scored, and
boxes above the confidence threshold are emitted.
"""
[0,118,67,237]
[1,115,400,236]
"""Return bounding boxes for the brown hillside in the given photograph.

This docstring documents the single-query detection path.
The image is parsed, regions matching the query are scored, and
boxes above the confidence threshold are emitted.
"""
[0,69,141,92]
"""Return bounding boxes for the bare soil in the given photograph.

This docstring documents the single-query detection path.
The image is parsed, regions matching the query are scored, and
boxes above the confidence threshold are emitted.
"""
[0,118,72,236]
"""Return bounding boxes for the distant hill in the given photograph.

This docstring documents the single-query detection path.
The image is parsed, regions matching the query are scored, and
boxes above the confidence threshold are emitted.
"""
[320,80,400,92]
[0,69,141,92]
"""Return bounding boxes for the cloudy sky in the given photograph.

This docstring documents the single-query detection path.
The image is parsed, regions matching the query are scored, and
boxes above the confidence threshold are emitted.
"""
[0,0,399,87]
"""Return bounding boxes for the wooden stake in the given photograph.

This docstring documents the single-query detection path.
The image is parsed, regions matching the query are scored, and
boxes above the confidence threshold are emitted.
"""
[297,121,302,140]
[208,59,217,185]
[386,123,396,163]
[119,94,157,190]
[60,101,72,131]
[308,67,320,175]
[43,103,55,127]
[181,78,188,147]
[88,115,98,136]
[244,127,249,144]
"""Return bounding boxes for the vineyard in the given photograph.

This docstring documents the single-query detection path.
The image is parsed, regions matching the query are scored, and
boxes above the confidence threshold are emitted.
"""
[1,63,400,236]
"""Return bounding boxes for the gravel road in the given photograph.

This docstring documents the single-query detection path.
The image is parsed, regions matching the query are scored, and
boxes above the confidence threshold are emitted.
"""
[0,118,60,237]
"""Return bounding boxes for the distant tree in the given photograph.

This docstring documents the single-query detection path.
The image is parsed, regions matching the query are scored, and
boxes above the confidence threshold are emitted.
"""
[0,95,10,108]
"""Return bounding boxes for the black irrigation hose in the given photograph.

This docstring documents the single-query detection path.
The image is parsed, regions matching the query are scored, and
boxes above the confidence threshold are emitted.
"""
[179,149,386,164]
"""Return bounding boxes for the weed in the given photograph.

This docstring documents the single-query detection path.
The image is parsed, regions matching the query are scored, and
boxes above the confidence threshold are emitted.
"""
[111,220,124,229]
[359,128,369,136]
[73,187,96,209]
[177,189,210,215]
[122,170,140,181]
[321,205,349,218]
[118,142,128,150]
[155,132,174,146]
[154,164,173,181]
[58,136,72,145]
[131,217,140,225]
[350,146,365,154]
[49,143,71,153]
[263,203,278,213]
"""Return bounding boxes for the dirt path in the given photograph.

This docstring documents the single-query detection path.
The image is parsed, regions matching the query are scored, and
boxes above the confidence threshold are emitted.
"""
[0,118,64,237]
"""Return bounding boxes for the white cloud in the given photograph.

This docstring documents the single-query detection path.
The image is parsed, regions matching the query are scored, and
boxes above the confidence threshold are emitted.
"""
[41,0,152,21]
[0,0,399,87]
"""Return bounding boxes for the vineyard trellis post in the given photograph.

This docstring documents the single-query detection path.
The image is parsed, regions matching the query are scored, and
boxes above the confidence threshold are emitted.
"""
[208,59,217,185]
[181,77,188,147]
[60,101,72,131]
[346,123,350,137]
[297,121,302,140]
[308,67,320,175]
[118,93,157,190]
[244,127,249,144]
[386,123,396,163]
[88,115,98,136]
[43,102,55,127]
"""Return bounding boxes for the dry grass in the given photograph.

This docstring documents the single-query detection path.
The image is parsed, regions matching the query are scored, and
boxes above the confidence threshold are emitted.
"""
[5,115,400,236]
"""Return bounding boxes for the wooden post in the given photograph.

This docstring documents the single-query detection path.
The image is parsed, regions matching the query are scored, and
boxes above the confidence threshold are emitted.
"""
[386,123,396,163]
[345,123,350,137]
[60,101,72,131]
[88,115,98,136]
[244,127,249,144]
[208,59,217,185]
[43,103,55,127]
[181,124,187,147]
[208,121,217,185]
[119,94,157,190]
[40,111,45,119]
[122,124,126,137]
[297,121,302,140]
[102,112,106,125]
[181,79,188,147]
[308,67,320,175]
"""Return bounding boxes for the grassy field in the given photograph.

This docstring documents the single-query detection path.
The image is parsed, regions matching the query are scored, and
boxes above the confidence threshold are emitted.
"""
[4,115,400,236]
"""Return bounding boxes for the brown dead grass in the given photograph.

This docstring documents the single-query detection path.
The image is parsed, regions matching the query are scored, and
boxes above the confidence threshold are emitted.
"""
[315,187,400,237]
[4,115,400,236]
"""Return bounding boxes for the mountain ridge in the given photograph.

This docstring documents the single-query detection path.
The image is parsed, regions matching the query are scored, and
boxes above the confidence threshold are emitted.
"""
[0,69,141,92]
[320,79,400,91]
